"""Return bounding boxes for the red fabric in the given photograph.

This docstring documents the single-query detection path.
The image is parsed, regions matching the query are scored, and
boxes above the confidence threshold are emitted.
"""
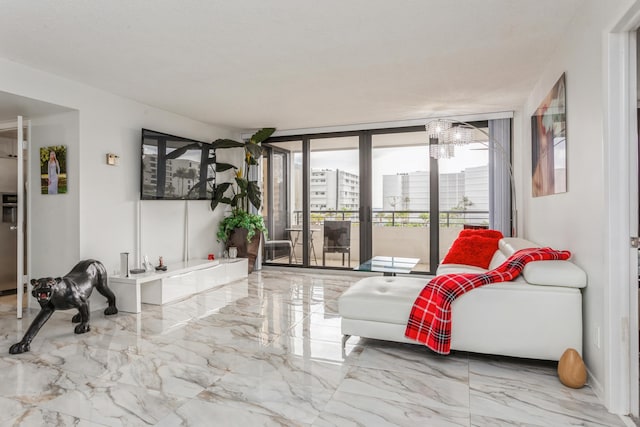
[459,229,504,239]
[405,247,571,355]
[441,236,499,269]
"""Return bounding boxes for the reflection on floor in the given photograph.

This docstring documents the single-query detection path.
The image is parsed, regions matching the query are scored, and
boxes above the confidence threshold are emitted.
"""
[265,255,431,273]
[0,270,627,425]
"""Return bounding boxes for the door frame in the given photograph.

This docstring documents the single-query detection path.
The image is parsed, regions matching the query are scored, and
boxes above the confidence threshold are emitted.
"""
[0,117,30,318]
[606,3,640,415]
[262,145,291,260]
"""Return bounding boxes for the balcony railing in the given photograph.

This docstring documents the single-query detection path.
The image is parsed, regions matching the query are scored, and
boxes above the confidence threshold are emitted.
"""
[264,209,490,272]
[292,209,489,227]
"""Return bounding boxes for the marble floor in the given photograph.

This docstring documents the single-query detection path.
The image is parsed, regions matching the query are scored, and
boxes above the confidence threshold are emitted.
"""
[0,270,628,426]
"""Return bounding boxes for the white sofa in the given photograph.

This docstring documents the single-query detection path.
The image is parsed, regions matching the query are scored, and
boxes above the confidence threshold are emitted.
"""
[339,237,587,361]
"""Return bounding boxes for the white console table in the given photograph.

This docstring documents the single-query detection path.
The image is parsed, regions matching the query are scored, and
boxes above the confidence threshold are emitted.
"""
[109,258,248,313]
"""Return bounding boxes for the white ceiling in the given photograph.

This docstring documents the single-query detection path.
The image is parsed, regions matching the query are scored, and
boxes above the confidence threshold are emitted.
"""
[0,0,581,131]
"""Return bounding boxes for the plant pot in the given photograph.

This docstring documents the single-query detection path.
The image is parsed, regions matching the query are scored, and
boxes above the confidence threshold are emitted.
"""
[227,228,263,273]
[228,247,238,259]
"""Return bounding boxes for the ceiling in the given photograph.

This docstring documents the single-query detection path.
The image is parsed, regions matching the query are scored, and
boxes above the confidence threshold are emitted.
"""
[0,1,581,131]
[0,91,73,123]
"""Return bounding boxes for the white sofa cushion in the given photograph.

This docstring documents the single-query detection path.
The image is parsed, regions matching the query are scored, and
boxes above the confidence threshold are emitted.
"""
[338,276,427,324]
[338,275,559,326]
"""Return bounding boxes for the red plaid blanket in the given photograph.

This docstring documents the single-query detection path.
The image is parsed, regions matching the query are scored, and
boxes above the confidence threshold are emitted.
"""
[404,247,571,354]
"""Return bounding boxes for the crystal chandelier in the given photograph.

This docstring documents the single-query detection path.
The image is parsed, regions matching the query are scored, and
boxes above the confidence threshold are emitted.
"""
[426,119,475,159]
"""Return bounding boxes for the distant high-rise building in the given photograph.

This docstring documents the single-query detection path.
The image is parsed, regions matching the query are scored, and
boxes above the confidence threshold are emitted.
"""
[310,169,359,211]
[382,174,403,210]
[383,172,429,210]
[381,166,488,212]
[439,172,466,211]
[464,165,489,211]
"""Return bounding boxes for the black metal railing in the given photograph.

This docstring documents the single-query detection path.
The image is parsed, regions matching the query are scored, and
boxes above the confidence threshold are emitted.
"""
[292,210,489,227]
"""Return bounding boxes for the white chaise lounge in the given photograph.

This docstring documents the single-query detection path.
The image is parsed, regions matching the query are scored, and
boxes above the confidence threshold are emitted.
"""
[339,237,587,361]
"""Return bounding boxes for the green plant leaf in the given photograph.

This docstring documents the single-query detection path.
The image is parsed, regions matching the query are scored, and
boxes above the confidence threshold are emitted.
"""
[231,194,242,206]
[210,182,232,211]
[209,127,274,214]
[250,128,276,144]
[247,181,262,210]
[211,139,244,149]
[235,177,248,191]
[216,210,267,242]
[215,162,237,172]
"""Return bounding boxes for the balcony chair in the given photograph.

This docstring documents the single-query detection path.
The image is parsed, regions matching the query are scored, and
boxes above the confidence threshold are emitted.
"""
[322,220,351,267]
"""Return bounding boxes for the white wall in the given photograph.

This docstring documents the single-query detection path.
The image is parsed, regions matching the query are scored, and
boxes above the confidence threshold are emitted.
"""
[30,112,80,277]
[521,0,633,402]
[0,58,240,304]
[74,92,237,276]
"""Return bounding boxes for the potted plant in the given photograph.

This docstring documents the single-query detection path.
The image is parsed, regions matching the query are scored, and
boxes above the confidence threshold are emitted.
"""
[211,127,275,272]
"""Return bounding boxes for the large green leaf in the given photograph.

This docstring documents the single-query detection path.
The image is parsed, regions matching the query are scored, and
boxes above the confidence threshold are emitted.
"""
[210,182,232,211]
[214,182,231,194]
[210,127,275,213]
[250,128,276,144]
[215,162,237,172]
[247,181,262,210]
[211,139,244,150]
[235,177,248,191]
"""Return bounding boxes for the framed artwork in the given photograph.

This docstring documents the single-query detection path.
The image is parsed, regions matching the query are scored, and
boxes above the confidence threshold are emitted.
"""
[40,145,67,195]
[531,73,567,197]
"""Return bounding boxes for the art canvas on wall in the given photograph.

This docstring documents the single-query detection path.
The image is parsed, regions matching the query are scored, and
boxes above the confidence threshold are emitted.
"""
[531,73,567,197]
[40,145,67,195]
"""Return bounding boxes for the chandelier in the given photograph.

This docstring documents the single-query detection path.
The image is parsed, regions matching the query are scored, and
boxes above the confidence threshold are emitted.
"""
[426,119,475,159]
[424,117,518,237]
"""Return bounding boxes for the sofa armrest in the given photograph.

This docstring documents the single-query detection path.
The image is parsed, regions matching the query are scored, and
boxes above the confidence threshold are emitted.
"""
[523,260,587,288]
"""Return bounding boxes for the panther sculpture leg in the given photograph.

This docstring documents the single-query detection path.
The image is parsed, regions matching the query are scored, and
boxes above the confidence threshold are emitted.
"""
[96,280,118,316]
[9,307,55,354]
[72,301,91,334]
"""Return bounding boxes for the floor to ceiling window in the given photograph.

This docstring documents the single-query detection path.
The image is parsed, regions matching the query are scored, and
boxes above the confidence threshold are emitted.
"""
[371,130,431,272]
[262,120,508,274]
[309,136,360,268]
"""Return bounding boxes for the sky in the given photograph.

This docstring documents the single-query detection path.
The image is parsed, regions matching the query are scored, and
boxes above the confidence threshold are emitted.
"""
[310,144,488,175]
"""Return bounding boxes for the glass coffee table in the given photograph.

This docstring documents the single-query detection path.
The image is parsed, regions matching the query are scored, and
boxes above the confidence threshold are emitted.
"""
[355,256,420,276]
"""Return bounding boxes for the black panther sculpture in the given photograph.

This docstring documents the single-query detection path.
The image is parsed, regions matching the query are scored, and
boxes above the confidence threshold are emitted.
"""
[9,259,118,354]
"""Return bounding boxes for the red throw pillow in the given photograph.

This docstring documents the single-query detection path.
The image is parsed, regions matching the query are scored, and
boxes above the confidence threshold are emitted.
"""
[459,229,504,239]
[442,235,500,269]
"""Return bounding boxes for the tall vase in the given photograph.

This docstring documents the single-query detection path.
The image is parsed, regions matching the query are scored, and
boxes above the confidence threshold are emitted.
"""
[227,228,263,273]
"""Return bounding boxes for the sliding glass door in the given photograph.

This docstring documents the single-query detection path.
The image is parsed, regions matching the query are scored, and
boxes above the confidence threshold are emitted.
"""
[262,140,302,265]
[262,147,292,263]
[262,120,505,274]
[371,130,431,272]
[309,136,360,268]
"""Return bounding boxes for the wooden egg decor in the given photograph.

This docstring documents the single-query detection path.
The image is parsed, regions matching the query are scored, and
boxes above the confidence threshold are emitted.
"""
[557,348,587,388]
